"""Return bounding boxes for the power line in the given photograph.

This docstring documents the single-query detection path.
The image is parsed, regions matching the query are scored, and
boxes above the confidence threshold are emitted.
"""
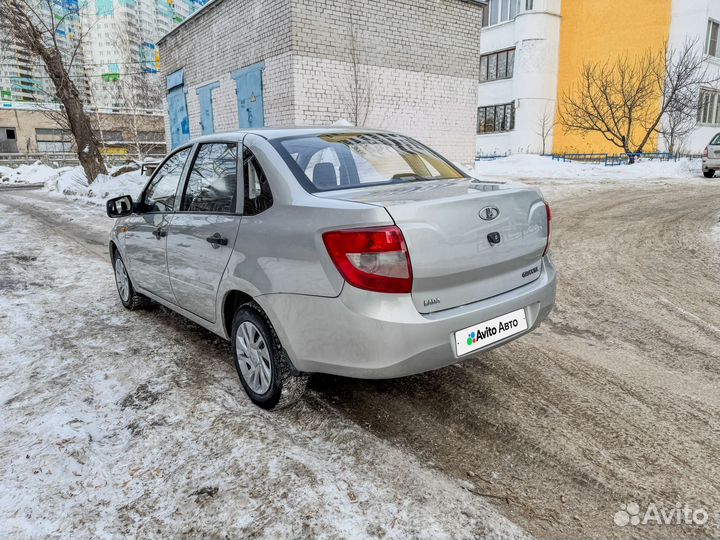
[0,71,158,81]
[0,60,159,68]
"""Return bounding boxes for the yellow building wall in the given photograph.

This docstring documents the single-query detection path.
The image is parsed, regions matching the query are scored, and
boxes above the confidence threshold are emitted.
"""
[553,0,673,154]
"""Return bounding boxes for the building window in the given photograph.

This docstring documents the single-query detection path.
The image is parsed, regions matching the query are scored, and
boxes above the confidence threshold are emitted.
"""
[483,0,518,27]
[477,103,515,133]
[139,131,164,142]
[36,128,74,152]
[92,130,123,142]
[480,48,515,82]
[698,88,720,125]
[706,20,719,57]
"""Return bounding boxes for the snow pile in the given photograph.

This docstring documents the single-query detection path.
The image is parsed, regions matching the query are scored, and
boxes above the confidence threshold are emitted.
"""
[0,162,72,185]
[474,154,704,182]
[44,166,146,205]
[0,161,146,203]
[332,118,355,127]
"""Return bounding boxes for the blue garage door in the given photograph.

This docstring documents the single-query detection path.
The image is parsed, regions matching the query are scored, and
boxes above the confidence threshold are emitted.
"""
[232,63,265,128]
[197,82,220,135]
[167,69,190,148]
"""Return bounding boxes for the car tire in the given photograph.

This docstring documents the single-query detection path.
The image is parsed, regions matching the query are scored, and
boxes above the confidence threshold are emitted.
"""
[112,251,149,310]
[704,169,715,178]
[232,304,307,410]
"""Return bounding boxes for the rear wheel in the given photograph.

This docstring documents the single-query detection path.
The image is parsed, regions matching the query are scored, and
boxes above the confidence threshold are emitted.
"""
[113,251,149,310]
[704,169,715,178]
[232,305,307,410]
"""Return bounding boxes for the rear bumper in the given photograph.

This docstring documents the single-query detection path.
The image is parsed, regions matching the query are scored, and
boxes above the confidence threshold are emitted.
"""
[702,157,720,171]
[257,256,557,379]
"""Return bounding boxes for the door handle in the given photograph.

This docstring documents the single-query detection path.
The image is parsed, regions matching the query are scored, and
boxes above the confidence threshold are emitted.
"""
[206,232,228,246]
[152,228,167,239]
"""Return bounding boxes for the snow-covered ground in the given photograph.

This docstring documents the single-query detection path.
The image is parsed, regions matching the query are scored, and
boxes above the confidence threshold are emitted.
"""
[469,155,714,200]
[1,153,718,538]
[0,193,527,539]
[473,154,703,182]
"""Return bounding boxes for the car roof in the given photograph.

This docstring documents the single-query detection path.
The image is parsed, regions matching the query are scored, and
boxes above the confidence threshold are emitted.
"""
[189,126,390,144]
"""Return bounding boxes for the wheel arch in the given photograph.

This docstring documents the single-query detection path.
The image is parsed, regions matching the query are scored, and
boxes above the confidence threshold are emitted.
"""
[109,240,118,261]
[222,289,255,339]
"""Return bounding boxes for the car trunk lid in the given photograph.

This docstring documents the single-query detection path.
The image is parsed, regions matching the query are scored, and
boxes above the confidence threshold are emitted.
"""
[314,179,549,313]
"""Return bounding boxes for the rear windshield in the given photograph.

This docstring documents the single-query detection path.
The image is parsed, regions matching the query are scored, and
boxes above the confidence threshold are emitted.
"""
[711,133,720,145]
[271,132,465,192]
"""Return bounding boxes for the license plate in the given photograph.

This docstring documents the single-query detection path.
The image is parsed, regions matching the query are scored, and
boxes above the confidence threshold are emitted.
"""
[455,308,528,356]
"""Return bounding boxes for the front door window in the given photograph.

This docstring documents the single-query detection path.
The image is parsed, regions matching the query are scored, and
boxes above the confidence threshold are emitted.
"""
[181,143,238,213]
[143,147,191,212]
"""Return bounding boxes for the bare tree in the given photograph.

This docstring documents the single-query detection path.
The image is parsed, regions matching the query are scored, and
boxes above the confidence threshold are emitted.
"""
[659,102,695,155]
[558,41,717,163]
[336,7,375,126]
[0,0,107,180]
[535,106,554,155]
[111,72,163,162]
[107,17,163,162]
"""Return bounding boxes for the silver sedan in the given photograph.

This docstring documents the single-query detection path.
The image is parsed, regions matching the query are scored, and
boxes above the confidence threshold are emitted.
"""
[106,128,556,409]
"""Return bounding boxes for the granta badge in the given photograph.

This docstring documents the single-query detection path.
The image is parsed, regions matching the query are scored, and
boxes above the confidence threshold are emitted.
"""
[424,297,441,307]
[479,206,500,221]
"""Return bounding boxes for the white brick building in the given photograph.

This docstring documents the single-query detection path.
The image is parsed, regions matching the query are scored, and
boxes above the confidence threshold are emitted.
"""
[157,0,484,164]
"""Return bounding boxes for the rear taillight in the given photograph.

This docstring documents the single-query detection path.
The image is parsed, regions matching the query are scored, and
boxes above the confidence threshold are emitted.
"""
[542,202,551,257]
[322,226,413,294]
[704,146,709,158]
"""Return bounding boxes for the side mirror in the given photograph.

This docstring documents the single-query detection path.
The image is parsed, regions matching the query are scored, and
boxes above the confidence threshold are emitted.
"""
[107,195,134,218]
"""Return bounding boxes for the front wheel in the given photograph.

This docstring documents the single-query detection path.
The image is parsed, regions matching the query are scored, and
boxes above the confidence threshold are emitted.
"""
[113,251,149,310]
[232,305,307,410]
[704,169,715,178]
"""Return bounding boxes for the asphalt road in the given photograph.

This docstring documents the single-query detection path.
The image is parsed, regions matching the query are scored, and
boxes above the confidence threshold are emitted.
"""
[3,182,720,539]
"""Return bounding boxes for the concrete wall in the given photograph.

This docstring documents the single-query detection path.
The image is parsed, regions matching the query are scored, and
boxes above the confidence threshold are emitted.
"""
[158,0,482,164]
[0,107,164,154]
[0,109,58,153]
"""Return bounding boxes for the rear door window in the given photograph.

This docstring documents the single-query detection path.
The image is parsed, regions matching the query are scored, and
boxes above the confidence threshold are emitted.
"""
[181,143,238,213]
[711,134,720,145]
[143,147,191,212]
[243,149,273,215]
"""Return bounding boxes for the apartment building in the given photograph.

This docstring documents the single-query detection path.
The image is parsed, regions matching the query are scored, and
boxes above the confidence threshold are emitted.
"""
[674,0,720,152]
[476,0,561,156]
[79,0,202,108]
[478,0,720,156]
[0,0,208,155]
[0,0,203,108]
[0,0,86,104]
